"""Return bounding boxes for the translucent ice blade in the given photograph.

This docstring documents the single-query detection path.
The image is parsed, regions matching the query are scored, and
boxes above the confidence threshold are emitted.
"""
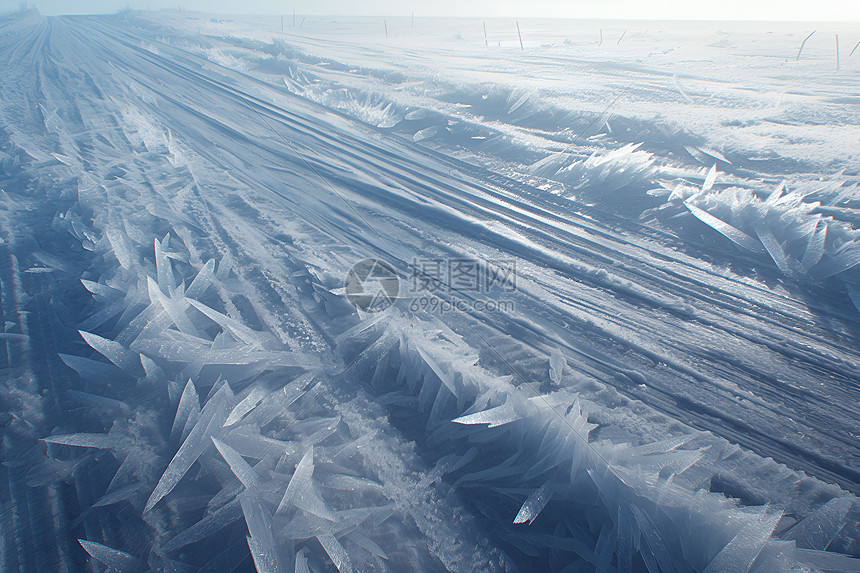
[796,548,860,572]
[146,276,200,337]
[814,242,860,279]
[684,202,763,253]
[79,330,143,375]
[702,164,717,192]
[145,385,231,512]
[241,494,283,573]
[105,226,134,270]
[452,402,521,428]
[42,433,115,449]
[764,181,785,205]
[754,224,791,276]
[345,531,389,560]
[416,345,459,398]
[212,437,259,489]
[549,347,564,384]
[698,147,731,165]
[277,446,336,521]
[171,378,200,440]
[80,279,123,301]
[317,533,353,573]
[154,237,176,296]
[184,259,216,300]
[513,482,552,525]
[685,145,706,163]
[187,298,265,346]
[801,221,827,269]
[224,385,268,427]
[785,497,853,550]
[702,511,782,573]
[634,433,699,455]
[78,540,141,570]
[161,500,243,552]
[323,474,384,492]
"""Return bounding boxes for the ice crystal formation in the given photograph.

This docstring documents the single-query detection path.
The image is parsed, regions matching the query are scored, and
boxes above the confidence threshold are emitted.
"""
[1,9,858,573]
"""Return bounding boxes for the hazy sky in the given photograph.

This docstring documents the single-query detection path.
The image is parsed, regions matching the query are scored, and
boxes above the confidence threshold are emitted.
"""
[4,0,860,21]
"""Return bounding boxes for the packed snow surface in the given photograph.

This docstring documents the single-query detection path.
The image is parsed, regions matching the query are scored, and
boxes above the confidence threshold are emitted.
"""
[1,9,859,573]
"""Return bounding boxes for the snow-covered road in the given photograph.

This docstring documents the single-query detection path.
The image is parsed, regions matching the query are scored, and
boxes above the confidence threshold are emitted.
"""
[1,11,858,573]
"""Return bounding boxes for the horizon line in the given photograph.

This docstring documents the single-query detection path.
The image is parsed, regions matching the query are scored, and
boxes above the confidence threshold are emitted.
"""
[5,8,860,24]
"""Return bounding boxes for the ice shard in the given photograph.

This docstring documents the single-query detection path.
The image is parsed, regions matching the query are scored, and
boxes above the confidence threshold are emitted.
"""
[277,446,336,521]
[684,202,763,253]
[78,540,142,571]
[452,401,522,428]
[785,497,852,550]
[702,511,782,573]
[513,482,553,525]
[145,384,232,512]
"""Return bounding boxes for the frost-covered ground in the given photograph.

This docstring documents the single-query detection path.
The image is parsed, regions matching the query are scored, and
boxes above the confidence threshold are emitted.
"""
[1,8,859,573]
